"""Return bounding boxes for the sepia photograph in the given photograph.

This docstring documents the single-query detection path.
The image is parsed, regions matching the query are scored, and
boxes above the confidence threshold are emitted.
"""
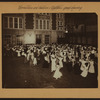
[2,13,98,88]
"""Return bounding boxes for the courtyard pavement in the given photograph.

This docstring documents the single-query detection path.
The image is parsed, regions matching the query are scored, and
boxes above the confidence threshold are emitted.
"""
[2,56,98,88]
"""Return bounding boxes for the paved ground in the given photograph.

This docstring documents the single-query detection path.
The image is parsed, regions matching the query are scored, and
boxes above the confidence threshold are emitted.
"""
[2,56,98,88]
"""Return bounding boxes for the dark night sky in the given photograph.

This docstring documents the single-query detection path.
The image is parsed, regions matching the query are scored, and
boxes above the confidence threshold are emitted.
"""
[65,13,97,25]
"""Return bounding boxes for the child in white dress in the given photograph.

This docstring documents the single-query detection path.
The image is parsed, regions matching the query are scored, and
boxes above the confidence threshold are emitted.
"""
[58,56,63,69]
[63,52,67,63]
[27,50,31,61]
[53,62,62,79]
[79,58,87,71]
[33,57,37,66]
[89,60,95,73]
[16,50,21,57]
[30,52,34,67]
[51,54,56,72]
[81,62,89,77]
[33,52,37,66]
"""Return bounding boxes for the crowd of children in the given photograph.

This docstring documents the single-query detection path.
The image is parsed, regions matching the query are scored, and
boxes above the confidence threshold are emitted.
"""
[3,43,98,79]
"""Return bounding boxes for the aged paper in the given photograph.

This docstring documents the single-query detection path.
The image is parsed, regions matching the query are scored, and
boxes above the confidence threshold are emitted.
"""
[0,2,99,98]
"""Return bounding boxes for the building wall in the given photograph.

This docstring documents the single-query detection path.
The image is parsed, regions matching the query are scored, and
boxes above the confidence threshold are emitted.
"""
[2,13,65,46]
[65,13,97,46]
[2,14,25,46]
[51,31,57,43]
[33,13,52,44]
[2,29,25,46]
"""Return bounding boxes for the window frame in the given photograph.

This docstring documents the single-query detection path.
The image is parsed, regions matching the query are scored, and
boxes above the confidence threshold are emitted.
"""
[4,16,23,29]
[35,19,50,30]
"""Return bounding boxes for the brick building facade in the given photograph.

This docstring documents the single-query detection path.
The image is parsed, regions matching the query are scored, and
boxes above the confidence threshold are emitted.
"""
[2,13,65,46]
[2,13,97,47]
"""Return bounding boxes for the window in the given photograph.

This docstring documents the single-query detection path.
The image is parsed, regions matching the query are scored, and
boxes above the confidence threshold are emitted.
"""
[4,17,23,29]
[4,17,8,28]
[36,19,50,30]
[9,17,13,28]
[19,18,22,28]
[58,14,63,18]
[43,20,46,29]
[45,35,49,44]
[36,34,41,39]
[4,35,11,44]
[57,20,64,31]
[36,20,38,29]
[36,34,41,44]
[47,20,49,29]
[58,21,63,26]
[16,35,22,45]
[14,18,18,28]
[58,27,63,31]
[40,20,42,29]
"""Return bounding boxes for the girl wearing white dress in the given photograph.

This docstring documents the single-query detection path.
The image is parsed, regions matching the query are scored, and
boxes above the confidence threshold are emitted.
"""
[30,52,34,67]
[79,58,87,71]
[51,54,56,72]
[33,52,37,66]
[81,62,90,77]
[86,51,90,60]
[63,52,67,63]
[60,51,63,57]
[89,60,95,73]
[16,50,21,57]
[81,50,85,59]
[27,50,31,61]
[31,53,34,62]
[53,61,62,79]
[58,56,63,69]
[22,51,25,56]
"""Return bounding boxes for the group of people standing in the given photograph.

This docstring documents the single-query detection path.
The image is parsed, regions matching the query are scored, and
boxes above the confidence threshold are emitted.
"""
[3,43,98,79]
